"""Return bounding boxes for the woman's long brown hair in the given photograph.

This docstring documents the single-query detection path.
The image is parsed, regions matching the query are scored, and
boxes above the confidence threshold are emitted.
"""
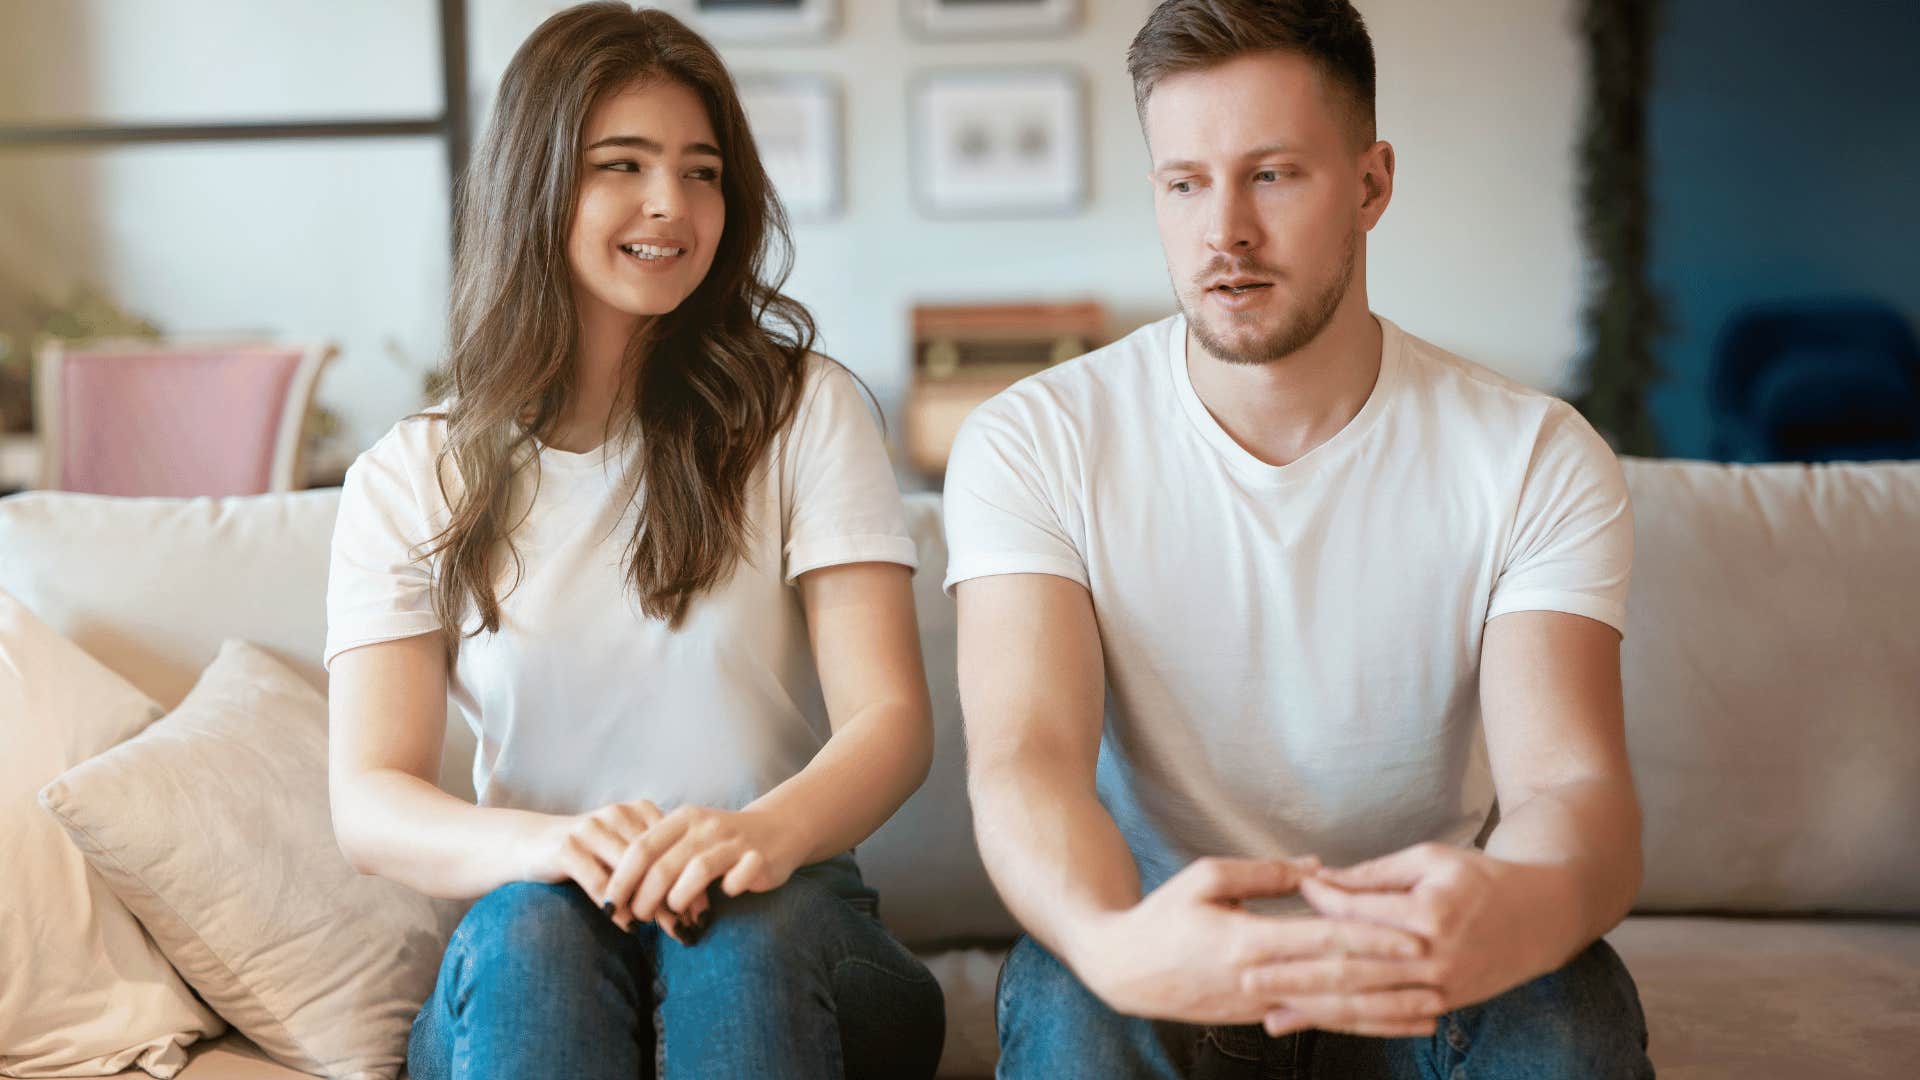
[421,2,817,652]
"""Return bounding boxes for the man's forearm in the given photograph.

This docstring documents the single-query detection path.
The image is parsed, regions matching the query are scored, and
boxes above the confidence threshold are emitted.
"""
[970,758,1141,969]
[1483,775,1643,965]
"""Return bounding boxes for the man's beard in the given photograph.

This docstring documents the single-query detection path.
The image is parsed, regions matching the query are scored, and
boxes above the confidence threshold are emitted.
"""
[1180,231,1357,366]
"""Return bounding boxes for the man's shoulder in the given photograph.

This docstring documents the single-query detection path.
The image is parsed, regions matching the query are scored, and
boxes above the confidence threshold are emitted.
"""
[1385,322,1618,496]
[1388,321,1590,444]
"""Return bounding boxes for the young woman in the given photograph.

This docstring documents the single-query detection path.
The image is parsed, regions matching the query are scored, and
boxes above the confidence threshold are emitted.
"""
[322,5,944,1076]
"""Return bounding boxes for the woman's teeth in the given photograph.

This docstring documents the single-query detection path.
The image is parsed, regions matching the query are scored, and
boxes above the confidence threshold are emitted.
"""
[621,243,684,260]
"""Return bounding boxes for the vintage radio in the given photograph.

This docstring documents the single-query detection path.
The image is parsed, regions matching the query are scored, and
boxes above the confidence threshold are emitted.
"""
[903,300,1105,477]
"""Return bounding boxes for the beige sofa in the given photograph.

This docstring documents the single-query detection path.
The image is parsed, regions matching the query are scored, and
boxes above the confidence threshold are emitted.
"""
[3,457,1917,1079]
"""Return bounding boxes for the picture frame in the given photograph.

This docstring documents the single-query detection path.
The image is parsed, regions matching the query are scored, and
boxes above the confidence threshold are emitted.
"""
[737,75,844,222]
[910,68,1087,219]
[671,0,838,44]
[903,0,1079,39]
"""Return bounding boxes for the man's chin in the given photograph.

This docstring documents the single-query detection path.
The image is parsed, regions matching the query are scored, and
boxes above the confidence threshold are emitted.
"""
[1192,317,1295,367]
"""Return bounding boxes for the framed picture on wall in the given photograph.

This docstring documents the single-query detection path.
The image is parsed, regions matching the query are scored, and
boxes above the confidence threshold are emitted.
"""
[672,0,838,43]
[904,0,1079,38]
[738,75,843,221]
[911,68,1087,218]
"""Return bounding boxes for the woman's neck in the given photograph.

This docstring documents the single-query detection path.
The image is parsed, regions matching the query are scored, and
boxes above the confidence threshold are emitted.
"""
[550,291,646,453]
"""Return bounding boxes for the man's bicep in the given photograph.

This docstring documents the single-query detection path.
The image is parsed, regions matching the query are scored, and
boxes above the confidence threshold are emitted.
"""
[1479,610,1632,807]
[955,573,1107,782]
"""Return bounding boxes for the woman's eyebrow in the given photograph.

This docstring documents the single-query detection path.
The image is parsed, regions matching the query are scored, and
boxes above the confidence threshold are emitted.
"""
[584,135,722,158]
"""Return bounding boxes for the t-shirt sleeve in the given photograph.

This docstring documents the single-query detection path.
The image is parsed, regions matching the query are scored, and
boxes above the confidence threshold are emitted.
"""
[779,359,919,584]
[941,397,1088,596]
[1486,404,1634,635]
[323,430,445,669]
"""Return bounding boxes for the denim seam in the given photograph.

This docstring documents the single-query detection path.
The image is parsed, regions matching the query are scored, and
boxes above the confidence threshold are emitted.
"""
[832,953,941,987]
[1201,1026,1263,1063]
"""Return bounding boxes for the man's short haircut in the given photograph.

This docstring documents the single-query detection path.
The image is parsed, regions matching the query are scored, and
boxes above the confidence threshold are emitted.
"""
[1128,0,1377,149]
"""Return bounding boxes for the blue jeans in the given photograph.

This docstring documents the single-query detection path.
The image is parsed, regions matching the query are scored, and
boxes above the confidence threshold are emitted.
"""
[995,934,1653,1079]
[408,855,945,1079]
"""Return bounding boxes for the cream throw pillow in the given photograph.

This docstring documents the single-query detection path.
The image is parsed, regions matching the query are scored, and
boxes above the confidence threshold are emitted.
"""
[39,639,463,1080]
[0,590,224,1078]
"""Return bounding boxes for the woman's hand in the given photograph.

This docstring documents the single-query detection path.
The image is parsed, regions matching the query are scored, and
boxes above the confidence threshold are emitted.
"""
[606,805,806,934]
[513,799,692,940]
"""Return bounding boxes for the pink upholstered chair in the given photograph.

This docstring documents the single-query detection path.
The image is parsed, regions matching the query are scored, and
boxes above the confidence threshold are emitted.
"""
[33,339,336,497]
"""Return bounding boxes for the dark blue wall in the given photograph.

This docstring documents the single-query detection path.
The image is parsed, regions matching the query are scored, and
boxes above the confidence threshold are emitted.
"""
[1646,0,1920,458]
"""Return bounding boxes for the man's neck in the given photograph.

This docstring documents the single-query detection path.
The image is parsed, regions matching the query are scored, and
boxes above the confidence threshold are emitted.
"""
[1185,299,1384,468]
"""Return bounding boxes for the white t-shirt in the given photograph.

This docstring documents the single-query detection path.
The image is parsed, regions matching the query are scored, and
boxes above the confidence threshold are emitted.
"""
[943,314,1632,891]
[324,357,917,817]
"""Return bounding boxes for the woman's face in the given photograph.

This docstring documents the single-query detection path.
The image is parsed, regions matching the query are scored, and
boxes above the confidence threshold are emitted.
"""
[568,77,727,331]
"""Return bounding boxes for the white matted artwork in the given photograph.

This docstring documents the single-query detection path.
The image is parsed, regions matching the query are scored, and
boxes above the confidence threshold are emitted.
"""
[904,0,1079,38]
[912,68,1086,218]
[671,0,837,43]
[738,75,843,221]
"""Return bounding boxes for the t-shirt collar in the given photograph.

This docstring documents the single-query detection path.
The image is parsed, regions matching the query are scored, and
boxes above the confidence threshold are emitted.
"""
[1164,311,1403,486]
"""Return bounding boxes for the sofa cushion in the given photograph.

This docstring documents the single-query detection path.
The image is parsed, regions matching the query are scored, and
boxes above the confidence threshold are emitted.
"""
[1607,915,1920,1079]
[0,590,225,1077]
[39,640,463,1080]
[0,491,336,709]
[0,490,479,798]
[1619,459,1920,915]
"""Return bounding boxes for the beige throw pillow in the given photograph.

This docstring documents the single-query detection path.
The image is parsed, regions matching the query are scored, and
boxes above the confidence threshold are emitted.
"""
[39,640,463,1080]
[0,590,224,1079]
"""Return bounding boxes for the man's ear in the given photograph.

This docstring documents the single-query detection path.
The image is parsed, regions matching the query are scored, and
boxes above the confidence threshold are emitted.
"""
[1359,141,1395,230]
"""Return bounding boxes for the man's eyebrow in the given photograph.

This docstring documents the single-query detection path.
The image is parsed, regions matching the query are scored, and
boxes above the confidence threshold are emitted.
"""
[1152,144,1304,173]
[584,135,723,158]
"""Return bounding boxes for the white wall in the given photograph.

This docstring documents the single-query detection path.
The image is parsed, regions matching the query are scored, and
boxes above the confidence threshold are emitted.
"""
[1366,0,1586,394]
[1,0,1585,457]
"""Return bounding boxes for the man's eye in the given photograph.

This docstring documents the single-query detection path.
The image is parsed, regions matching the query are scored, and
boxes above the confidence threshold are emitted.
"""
[1170,180,1194,195]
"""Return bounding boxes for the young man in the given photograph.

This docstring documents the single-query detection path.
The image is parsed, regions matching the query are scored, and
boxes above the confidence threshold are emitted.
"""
[943,2,1655,1076]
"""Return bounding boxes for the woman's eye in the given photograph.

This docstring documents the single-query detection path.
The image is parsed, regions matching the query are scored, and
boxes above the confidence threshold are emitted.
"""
[688,167,720,182]
[598,160,638,172]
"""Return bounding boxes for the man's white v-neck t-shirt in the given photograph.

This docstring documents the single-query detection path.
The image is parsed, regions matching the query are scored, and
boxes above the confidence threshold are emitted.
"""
[324,358,918,817]
[943,314,1632,891]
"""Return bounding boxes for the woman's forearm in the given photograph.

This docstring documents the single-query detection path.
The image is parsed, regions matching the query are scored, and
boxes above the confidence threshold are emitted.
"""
[744,701,933,868]
[332,767,557,900]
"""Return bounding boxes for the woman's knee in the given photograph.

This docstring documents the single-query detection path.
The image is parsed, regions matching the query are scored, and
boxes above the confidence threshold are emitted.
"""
[683,874,855,981]
[447,881,612,980]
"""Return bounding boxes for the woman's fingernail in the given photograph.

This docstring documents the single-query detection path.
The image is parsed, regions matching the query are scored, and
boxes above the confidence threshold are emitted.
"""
[692,907,712,931]
[602,900,616,917]
[678,920,706,946]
